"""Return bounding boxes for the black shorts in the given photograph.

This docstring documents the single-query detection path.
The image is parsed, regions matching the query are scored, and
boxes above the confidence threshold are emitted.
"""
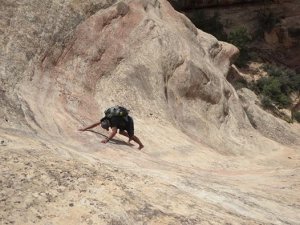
[110,116,134,138]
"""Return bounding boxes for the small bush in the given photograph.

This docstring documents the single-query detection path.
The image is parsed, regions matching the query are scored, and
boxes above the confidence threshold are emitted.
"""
[227,27,251,50]
[227,27,252,67]
[277,94,291,108]
[263,64,300,93]
[188,11,227,40]
[288,71,300,92]
[261,96,273,108]
[259,77,291,107]
[252,64,300,109]
[294,112,300,123]
[261,78,281,97]
[257,9,280,34]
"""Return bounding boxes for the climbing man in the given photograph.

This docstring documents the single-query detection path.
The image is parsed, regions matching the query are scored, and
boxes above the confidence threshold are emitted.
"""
[78,106,144,150]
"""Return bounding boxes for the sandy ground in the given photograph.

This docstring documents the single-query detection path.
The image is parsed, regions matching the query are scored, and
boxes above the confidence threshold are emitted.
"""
[1,120,299,225]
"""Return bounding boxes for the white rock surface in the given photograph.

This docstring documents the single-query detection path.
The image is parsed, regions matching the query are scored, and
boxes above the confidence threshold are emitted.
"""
[1,0,300,224]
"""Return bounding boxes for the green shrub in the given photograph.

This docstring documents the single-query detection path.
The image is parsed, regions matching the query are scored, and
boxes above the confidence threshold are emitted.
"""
[294,112,300,123]
[256,77,269,91]
[262,64,300,93]
[227,27,252,67]
[263,64,285,77]
[258,77,291,107]
[288,71,300,92]
[261,78,281,97]
[227,27,251,50]
[188,11,227,40]
[252,64,300,109]
[257,9,280,34]
[261,96,273,108]
[277,94,291,108]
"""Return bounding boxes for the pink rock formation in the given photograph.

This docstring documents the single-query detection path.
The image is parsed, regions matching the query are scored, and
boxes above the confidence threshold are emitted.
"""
[1,0,300,224]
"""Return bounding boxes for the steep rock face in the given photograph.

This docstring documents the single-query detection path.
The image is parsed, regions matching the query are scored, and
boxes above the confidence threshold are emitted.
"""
[2,0,278,153]
[1,0,300,224]
[0,0,118,129]
[238,88,299,146]
[1,0,299,152]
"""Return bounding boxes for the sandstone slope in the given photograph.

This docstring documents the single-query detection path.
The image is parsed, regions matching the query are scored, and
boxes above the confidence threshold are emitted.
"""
[1,0,300,224]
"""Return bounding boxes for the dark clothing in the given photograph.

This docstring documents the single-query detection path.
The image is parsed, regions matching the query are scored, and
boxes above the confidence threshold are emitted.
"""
[101,116,134,138]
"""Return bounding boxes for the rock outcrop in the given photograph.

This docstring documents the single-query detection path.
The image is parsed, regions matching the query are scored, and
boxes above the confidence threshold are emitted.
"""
[237,88,299,145]
[3,0,295,153]
[1,0,300,224]
[169,0,300,71]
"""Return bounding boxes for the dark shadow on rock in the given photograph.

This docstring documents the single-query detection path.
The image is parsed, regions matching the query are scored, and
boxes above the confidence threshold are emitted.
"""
[86,130,134,146]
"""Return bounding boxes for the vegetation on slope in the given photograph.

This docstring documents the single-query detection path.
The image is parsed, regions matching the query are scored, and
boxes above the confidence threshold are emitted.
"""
[186,7,300,122]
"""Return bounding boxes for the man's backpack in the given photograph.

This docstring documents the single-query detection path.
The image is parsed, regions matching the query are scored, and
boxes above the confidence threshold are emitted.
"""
[104,106,129,118]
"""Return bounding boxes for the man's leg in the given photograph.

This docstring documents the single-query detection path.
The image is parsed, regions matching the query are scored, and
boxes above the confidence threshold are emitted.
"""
[119,130,129,138]
[131,135,144,150]
[119,130,144,150]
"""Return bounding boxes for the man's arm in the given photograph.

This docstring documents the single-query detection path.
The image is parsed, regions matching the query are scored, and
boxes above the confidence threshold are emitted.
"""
[101,127,117,143]
[78,122,101,131]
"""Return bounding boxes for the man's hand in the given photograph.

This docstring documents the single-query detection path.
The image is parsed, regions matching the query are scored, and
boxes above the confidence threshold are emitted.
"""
[78,122,101,132]
[101,138,109,144]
